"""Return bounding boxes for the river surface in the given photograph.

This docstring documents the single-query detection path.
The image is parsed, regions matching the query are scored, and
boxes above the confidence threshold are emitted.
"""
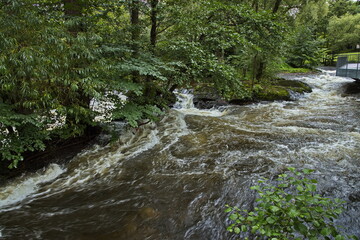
[1,71,360,239]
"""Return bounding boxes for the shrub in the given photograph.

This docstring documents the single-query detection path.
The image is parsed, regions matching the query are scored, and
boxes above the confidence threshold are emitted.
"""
[225,168,357,240]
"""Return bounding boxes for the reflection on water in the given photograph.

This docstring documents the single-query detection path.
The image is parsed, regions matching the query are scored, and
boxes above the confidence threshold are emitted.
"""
[1,72,360,239]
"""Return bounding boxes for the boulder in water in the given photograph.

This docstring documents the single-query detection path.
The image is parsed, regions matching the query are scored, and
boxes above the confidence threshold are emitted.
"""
[349,192,360,202]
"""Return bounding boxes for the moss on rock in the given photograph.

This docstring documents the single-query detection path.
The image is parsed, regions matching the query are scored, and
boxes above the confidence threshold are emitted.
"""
[255,86,291,101]
[190,78,312,108]
[254,78,312,101]
[273,78,312,94]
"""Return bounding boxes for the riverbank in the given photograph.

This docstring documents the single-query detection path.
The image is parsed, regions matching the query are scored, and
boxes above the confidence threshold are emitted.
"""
[0,126,101,184]
[0,73,322,183]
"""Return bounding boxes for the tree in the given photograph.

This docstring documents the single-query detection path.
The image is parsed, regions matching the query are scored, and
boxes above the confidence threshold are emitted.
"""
[149,0,159,48]
[328,13,360,52]
[286,27,324,68]
[328,0,360,18]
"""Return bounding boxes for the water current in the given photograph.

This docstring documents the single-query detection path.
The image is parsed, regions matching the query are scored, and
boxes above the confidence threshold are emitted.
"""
[1,71,360,239]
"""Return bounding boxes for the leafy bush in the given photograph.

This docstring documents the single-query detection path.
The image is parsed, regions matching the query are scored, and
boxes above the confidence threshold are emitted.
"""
[226,168,357,240]
[0,103,50,168]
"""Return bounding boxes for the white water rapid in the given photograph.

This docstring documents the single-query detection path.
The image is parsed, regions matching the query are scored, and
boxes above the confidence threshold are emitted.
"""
[0,71,360,239]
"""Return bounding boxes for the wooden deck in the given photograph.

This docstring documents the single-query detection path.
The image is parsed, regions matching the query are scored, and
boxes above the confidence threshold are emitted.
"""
[336,54,360,80]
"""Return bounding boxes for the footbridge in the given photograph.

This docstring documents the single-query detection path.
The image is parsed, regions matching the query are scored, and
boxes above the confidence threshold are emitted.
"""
[336,54,360,80]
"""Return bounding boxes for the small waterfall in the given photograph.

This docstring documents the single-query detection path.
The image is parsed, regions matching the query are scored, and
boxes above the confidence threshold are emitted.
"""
[173,89,195,109]
[173,89,227,117]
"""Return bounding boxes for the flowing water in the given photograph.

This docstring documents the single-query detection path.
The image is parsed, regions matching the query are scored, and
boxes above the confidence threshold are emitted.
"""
[1,71,360,239]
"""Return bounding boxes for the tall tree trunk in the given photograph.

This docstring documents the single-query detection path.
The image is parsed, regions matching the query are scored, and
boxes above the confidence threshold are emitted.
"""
[150,0,159,50]
[256,60,265,81]
[272,0,282,13]
[146,0,159,84]
[253,0,259,12]
[130,0,140,57]
[130,0,140,83]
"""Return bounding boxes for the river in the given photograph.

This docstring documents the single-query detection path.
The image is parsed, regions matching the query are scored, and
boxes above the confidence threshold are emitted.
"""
[0,71,360,239]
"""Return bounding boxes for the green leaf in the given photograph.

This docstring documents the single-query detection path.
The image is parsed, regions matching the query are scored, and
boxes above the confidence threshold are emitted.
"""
[288,167,296,172]
[285,194,293,202]
[303,169,314,174]
[334,208,343,215]
[225,207,232,213]
[288,208,300,218]
[229,214,238,221]
[335,235,345,240]
[266,217,276,224]
[307,184,317,192]
[294,222,308,235]
[270,206,280,213]
[321,228,332,236]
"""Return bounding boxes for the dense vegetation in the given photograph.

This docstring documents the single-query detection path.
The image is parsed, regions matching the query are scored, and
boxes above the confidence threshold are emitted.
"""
[226,168,357,240]
[0,0,359,168]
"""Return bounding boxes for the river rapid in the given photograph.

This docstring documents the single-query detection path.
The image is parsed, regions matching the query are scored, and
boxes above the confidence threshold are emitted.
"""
[1,71,360,239]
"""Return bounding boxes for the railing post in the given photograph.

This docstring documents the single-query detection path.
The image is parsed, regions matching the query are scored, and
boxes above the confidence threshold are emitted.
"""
[357,54,360,79]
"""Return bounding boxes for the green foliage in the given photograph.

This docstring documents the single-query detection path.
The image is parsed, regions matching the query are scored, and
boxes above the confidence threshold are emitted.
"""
[226,168,356,240]
[328,14,360,53]
[286,27,324,68]
[112,102,163,128]
[328,0,360,18]
[276,62,312,73]
[0,1,104,127]
[0,103,50,168]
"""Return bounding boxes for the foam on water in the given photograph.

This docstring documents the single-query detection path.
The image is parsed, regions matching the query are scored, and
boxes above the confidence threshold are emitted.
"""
[0,164,64,210]
[175,108,227,117]
[50,125,161,188]
[173,89,228,117]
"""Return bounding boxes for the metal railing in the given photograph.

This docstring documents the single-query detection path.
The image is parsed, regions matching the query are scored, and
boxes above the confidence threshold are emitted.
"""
[336,54,360,80]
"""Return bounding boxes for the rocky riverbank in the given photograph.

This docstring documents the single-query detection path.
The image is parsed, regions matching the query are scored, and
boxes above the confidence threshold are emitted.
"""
[193,77,312,109]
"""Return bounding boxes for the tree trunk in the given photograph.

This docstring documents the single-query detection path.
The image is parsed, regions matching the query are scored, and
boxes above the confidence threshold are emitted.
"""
[253,0,259,12]
[130,0,140,57]
[150,0,159,49]
[256,60,265,81]
[272,0,282,13]
[130,0,140,83]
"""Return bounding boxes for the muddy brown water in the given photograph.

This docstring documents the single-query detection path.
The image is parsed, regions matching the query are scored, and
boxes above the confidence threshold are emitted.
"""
[1,71,360,239]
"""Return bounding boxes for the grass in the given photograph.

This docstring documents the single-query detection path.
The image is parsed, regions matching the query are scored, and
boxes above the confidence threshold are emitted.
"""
[277,63,313,73]
[335,52,360,63]
[337,52,360,56]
